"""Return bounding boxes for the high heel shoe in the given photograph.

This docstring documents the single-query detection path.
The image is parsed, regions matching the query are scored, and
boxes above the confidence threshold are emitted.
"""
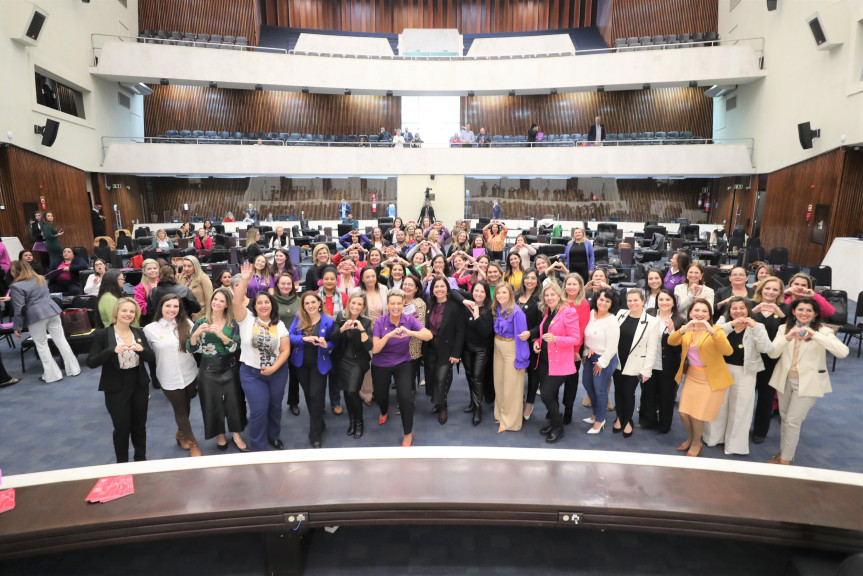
[623,424,633,439]
[676,442,691,451]
[686,444,703,457]
[438,407,448,425]
[175,431,191,450]
[472,406,482,427]
[189,441,202,457]
[582,416,596,424]
[379,409,389,425]
[233,434,249,452]
[587,421,605,435]
[402,433,413,447]
[612,423,622,434]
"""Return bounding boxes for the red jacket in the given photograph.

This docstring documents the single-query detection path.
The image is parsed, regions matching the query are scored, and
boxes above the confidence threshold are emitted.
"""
[194,236,213,251]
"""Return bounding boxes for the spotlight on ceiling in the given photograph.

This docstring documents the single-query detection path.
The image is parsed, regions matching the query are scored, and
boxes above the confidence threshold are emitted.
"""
[386,90,393,97]
[209,81,217,89]
[256,84,263,91]
[550,88,558,95]
[467,90,475,97]
[689,81,698,88]
[301,87,309,94]
[160,78,169,85]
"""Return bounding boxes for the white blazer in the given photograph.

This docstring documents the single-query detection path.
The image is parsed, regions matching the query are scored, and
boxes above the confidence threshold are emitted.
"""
[768,325,849,398]
[614,310,659,379]
[674,283,715,317]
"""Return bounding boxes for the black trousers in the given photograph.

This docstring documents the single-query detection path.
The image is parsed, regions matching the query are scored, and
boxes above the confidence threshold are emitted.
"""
[571,265,590,284]
[426,344,454,409]
[752,355,779,438]
[639,370,661,429]
[104,371,149,463]
[296,364,328,442]
[462,344,492,408]
[286,364,300,407]
[613,372,640,429]
[562,360,582,409]
[337,356,368,423]
[524,348,539,404]
[538,364,569,429]
[372,362,415,435]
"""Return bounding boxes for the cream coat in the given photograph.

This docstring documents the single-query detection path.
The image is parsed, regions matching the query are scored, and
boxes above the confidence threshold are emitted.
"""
[614,310,659,379]
[768,325,849,398]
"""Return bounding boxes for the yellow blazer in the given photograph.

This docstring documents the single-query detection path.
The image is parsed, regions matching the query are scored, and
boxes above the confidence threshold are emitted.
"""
[667,326,734,391]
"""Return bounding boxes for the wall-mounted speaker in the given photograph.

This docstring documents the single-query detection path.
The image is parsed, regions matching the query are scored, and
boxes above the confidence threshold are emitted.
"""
[9,3,49,47]
[766,0,777,11]
[34,119,60,147]
[797,122,820,150]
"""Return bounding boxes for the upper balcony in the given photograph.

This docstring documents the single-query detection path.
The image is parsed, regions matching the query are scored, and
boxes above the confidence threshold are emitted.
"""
[90,33,765,95]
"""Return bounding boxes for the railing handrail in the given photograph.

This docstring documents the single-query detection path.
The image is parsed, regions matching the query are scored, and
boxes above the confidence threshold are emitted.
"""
[91,33,764,61]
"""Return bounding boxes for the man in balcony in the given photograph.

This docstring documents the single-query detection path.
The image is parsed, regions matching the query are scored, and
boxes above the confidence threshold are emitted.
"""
[460,124,476,146]
[587,116,605,145]
[338,199,352,220]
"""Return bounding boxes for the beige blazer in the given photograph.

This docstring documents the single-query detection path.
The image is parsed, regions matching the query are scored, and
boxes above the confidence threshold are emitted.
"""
[768,325,849,398]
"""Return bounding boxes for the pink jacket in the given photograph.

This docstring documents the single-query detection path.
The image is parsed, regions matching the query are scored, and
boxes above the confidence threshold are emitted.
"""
[784,293,835,318]
[535,306,583,376]
[134,280,157,316]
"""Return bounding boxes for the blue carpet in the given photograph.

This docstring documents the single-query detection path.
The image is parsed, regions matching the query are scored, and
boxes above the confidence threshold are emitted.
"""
[0,321,861,475]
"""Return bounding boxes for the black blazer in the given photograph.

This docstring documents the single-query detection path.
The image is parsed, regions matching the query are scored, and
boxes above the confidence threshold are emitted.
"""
[587,123,606,142]
[87,326,155,392]
[424,297,465,364]
[713,285,755,321]
[648,310,684,372]
[331,313,373,369]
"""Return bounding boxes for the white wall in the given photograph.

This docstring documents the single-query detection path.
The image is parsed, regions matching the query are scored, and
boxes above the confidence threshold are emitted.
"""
[716,0,863,172]
[100,143,756,178]
[0,0,142,172]
[397,175,465,228]
[93,40,764,96]
[467,34,574,57]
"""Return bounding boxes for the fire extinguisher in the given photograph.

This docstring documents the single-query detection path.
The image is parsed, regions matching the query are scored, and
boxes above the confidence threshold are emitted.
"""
[371,193,377,213]
[806,204,813,223]
[697,192,703,208]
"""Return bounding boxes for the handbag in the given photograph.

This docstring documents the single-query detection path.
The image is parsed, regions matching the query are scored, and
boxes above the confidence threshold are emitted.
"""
[60,308,92,336]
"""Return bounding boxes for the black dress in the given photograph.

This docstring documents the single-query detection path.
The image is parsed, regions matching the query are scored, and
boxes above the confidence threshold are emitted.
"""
[752,304,788,439]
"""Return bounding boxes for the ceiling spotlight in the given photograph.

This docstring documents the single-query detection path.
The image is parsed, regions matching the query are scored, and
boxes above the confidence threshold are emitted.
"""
[301,87,309,94]
[209,81,217,89]
[642,83,651,90]
[467,91,475,97]
[386,90,393,97]
[160,78,169,86]
[550,88,558,95]
[597,86,605,92]
[508,90,516,96]
[688,81,698,88]
[344,89,351,95]
[256,84,263,91]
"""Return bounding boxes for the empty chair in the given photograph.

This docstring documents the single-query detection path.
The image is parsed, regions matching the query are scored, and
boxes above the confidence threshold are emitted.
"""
[230,131,243,143]
[778,263,800,285]
[704,31,717,46]
[503,135,515,145]
[679,33,692,47]
[557,133,570,146]
[208,34,222,48]
[605,133,617,145]
[626,37,639,46]
[191,130,205,140]
[679,130,693,143]
[217,130,230,139]
[223,35,235,44]
[655,131,667,143]
[165,130,179,140]
[236,36,248,45]
[491,134,503,147]
[667,130,680,144]
[768,247,789,267]
[547,134,558,145]
[631,132,644,144]
[155,30,168,44]
[515,135,527,146]
[196,33,210,45]
[809,265,832,289]
[652,35,666,45]
[642,131,655,142]
[665,34,678,44]
[168,31,182,45]
[183,32,196,43]
[179,130,192,141]
[638,35,651,45]
[614,38,627,47]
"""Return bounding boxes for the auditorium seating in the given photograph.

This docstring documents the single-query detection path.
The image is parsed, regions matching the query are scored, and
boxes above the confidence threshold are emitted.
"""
[614,31,719,51]
[140,29,250,50]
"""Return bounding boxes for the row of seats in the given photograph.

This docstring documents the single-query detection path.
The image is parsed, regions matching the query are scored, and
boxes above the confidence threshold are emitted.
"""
[613,32,718,51]
[484,131,705,145]
[288,50,573,60]
[139,29,249,49]
[150,131,411,145]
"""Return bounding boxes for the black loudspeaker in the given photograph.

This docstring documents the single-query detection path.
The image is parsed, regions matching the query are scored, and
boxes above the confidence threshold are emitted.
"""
[807,16,828,46]
[797,122,820,150]
[34,119,60,147]
[766,0,777,10]
[24,10,47,41]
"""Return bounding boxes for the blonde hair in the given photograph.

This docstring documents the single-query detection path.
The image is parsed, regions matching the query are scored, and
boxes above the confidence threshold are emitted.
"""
[563,272,586,305]
[345,288,368,319]
[182,255,209,286]
[111,297,141,325]
[10,260,44,285]
[571,227,586,243]
[493,282,517,319]
[156,229,167,239]
[245,227,259,248]
[312,243,331,262]
[753,276,784,303]
[537,282,566,314]
[141,258,159,288]
[427,229,439,244]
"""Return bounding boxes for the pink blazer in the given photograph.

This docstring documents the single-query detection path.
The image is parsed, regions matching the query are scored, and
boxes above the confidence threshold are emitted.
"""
[536,306,583,376]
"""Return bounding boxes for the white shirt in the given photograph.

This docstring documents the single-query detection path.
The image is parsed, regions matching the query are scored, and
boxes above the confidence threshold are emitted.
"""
[83,274,102,296]
[594,123,602,141]
[238,313,288,369]
[584,312,620,369]
[143,318,198,390]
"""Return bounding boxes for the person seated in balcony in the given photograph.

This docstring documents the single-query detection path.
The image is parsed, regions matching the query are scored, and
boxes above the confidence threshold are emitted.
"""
[176,222,194,240]
[242,212,255,224]
[151,229,174,252]
[392,130,405,145]
[477,127,488,147]
[527,123,539,143]
[410,133,423,148]
[343,212,359,229]
[223,211,236,223]
[379,126,392,142]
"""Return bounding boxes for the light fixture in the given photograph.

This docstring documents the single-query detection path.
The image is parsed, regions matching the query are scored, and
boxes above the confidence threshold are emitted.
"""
[256,84,263,91]
[550,88,558,95]
[597,86,605,92]
[160,78,169,86]
[688,81,698,88]
[301,87,309,94]
[467,90,475,97]
[344,89,351,95]
[642,83,651,90]
[508,90,516,96]
[209,81,217,89]
[386,90,393,97]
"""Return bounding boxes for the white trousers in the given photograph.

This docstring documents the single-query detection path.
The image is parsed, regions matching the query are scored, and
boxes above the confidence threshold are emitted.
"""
[703,364,756,455]
[778,376,817,462]
[28,314,81,383]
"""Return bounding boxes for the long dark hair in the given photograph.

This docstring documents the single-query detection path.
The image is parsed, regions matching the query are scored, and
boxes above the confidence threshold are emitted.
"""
[153,294,192,351]
[427,276,451,309]
[786,296,823,332]
[471,281,492,315]
[270,248,295,278]
[97,269,125,301]
[252,292,281,326]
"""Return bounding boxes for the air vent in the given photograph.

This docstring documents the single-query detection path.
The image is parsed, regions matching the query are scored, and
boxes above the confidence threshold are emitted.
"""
[117,92,131,109]
[726,95,737,110]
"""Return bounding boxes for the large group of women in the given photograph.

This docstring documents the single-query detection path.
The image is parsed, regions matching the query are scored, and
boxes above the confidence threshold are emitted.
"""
[6,214,850,466]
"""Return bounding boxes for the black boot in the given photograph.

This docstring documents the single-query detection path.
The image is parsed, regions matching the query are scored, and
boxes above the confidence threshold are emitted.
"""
[353,419,364,439]
[438,406,448,425]
[546,426,565,444]
[540,424,554,435]
[472,405,482,426]
[346,416,356,436]
[464,402,476,413]
[563,407,573,425]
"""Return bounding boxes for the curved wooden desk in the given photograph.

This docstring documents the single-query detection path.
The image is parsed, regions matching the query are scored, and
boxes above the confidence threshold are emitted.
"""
[1,448,861,574]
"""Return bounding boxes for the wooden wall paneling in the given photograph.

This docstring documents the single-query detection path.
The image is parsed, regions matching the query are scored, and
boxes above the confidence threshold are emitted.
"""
[709,175,756,234]
[101,174,146,234]
[0,146,95,252]
[460,88,712,140]
[259,0,594,32]
[144,86,401,137]
[608,0,717,41]
[139,0,259,44]
[832,148,863,251]
[596,0,613,46]
[761,150,844,267]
